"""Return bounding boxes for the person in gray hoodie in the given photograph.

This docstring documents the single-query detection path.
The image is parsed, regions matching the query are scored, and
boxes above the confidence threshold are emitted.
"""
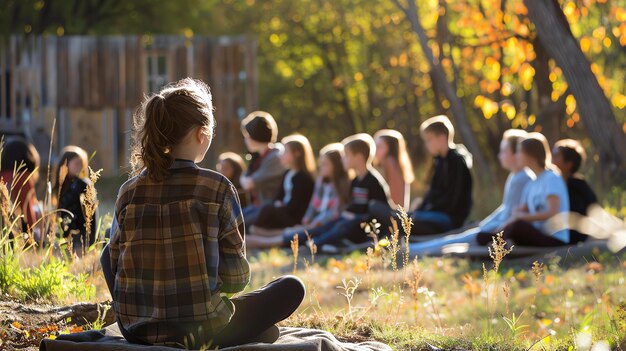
[240,111,286,225]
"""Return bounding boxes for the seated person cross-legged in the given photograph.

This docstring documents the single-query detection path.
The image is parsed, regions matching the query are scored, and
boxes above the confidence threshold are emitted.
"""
[409,129,532,253]
[476,133,570,247]
[370,115,473,238]
[552,139,599,244]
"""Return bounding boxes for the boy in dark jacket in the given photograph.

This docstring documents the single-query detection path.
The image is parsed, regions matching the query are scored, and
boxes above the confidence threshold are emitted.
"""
[370,116,472,237]
[552,139,598,243]
[413,115,473,235]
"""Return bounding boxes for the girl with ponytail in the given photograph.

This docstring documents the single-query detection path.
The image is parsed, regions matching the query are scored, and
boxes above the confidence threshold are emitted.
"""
[101,78,304,348]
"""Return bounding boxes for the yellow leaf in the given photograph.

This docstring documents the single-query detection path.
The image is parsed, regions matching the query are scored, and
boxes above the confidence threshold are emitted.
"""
[563,2,576,17]
[612,93,626,109]
[580,37,591,53]
[502,102,516,120]
[592,27,606,40]
[565,95,577,115]
[501,82,514,97]
[474,95,485,107]
[481,99,499,119]
[519,63,535,91]
[378,238,390,248]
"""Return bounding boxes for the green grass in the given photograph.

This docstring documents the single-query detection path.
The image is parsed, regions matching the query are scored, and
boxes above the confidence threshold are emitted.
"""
[0,165,624,349]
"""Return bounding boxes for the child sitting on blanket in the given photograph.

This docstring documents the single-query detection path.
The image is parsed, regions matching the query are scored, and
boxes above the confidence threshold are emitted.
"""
[552,139,599,243]
[476,132,570,247]
[249,134,316,230]
[100,78,304,349]
[247,143,351,248]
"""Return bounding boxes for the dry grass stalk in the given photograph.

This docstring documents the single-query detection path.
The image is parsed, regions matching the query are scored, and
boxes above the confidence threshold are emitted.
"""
[83,167,102,240]
[0,179,12,232]
[531,261,544,285]
[503,281,511,316]
[488,231,513,274]
[395,206,413,269]
[290,233,299,274]
[42,118,57,247]
[365,246,374,287]
[406,257,423,301]
[389,219,400,272]
[305,231,317,265]
[531,260,544,299]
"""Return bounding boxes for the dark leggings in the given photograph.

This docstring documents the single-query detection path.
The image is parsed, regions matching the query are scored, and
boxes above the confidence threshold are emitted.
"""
[101,244,305,348]
[254,204,301,229]
[476,220,567,247]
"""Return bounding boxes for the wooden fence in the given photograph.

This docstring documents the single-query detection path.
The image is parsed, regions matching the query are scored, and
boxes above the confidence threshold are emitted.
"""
[0,35,258,175]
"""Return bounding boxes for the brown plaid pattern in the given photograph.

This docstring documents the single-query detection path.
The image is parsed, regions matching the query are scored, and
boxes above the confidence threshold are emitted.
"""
[110,160,250,345]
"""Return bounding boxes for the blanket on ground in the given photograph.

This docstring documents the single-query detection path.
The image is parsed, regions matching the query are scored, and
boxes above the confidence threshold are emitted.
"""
[410,239,614,261]
[39,324,392,351]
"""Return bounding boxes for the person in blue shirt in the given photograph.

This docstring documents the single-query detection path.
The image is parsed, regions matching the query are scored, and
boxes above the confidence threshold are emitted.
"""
[478,129,533,234]
[477,132,570,247]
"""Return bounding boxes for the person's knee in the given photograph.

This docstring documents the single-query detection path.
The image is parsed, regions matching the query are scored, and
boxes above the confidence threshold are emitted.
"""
[504,220,525,236]
[277,275,306,307]
[476,233,493,246]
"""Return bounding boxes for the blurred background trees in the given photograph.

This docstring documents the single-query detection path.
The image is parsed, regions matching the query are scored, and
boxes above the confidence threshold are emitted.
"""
[2,0,624,190]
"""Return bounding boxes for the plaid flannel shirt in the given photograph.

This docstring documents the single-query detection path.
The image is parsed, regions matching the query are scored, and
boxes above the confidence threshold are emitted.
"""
[109,159,250,345]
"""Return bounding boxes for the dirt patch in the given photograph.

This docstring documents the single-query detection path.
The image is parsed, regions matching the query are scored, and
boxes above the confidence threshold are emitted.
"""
[0,300,114,351]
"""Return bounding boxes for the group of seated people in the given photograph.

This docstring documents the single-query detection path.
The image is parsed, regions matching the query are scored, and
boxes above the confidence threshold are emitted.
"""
[219,110,598,252]
[0,138,96,254]
[2,78,600,348]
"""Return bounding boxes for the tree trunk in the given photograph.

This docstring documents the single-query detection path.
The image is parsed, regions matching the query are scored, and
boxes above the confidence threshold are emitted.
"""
[394,0,492,183]
[524,0,626,175]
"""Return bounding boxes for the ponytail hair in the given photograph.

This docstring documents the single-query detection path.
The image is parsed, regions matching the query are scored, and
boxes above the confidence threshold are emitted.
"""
[130,78,215,181]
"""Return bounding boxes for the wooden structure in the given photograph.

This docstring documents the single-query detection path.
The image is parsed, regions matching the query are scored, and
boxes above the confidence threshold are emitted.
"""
[0,35,258,175]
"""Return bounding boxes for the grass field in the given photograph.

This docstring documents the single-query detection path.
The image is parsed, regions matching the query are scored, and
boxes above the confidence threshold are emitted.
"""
[1,170,625,350]
[1,220,625,350]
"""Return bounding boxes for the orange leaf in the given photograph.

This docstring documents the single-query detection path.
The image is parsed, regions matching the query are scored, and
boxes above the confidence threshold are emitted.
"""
[69,326,84,333]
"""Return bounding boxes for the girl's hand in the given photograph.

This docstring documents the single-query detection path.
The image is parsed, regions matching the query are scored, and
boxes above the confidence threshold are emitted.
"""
[274,200,283,207]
